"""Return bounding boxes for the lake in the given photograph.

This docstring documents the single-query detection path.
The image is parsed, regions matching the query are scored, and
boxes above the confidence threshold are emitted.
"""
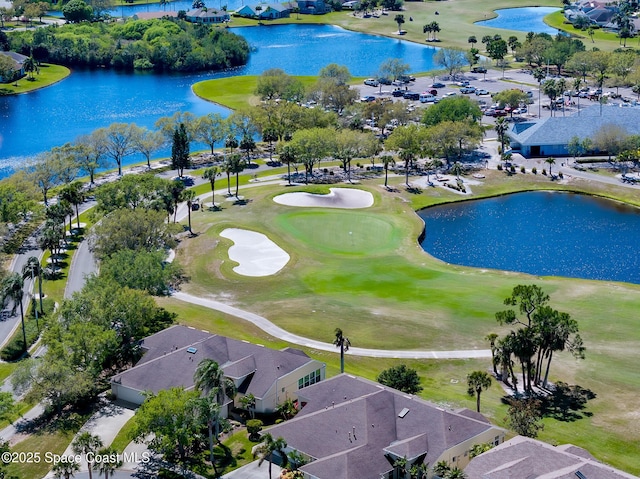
[419,191,640,284]
[475,7,561,35]
[0,24,441,176]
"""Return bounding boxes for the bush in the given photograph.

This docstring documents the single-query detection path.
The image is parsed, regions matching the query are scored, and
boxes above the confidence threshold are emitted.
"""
[0,298,54,361]
[246,419,263,441]
[559,172,564,178]
[510,165,516,173]
[520,166,526,173]
[497,164,503,170]
[542,169,547,175]
[532,167,537,174]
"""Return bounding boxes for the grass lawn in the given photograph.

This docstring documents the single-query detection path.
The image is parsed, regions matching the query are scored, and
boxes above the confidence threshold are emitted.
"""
[4,430,76,478]
[192,75,318,110]
[162,168,640,475]
[0,64,70,96]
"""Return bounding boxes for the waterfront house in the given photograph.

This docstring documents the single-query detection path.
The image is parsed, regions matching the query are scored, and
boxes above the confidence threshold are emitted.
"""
[185,8,230,24]
[235,3,290,19]
[0,52,27,83]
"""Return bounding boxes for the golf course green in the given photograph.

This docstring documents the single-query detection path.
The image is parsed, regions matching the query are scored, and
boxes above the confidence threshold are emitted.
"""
[166,172,640,475]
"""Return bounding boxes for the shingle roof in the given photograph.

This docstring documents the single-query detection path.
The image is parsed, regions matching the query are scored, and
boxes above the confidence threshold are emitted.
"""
[266,374,501,479]
[465,436,638,479]
[112,325,312,399]
[508,105,640,147]
[0,51,27,69]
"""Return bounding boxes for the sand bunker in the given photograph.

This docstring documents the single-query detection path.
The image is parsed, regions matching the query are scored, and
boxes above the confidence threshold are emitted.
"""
[220,228,289,277]
[273,188,374,208]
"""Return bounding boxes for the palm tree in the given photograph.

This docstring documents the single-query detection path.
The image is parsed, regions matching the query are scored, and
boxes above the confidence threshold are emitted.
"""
[59,181,84,230]
[495,117,509,155]
[573,77,582,115]
[22,256,44,316]
[1,273,27,352]
[430,21,441,41]
[446,467,467,479]
[451,161,463,179]
[433,460,451,479]
[485,333,499,375]
[52,460,80,479]
[94,447,121,479]
[202,166,221,209]
[532,67,546,118]
[222,157,234,196]
[182,189,196,235]
[333,328,351,374]
[466,370,492,413]
[194,394,222,474]
[227,153,245,198]
[394,14,404,34]
[255,433,288,479]
[545,157,556,176]
[423,23,433,41]
[279,145,297,186]
[72,432,103,479]
[380,155,395,187]
[194,359,237,439]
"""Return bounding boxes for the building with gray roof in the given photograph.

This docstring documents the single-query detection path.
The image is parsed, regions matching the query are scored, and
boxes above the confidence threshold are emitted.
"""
[465,435,638,479]
[111,325,325,413]
[507,105,640,158]
[265,374,505,479]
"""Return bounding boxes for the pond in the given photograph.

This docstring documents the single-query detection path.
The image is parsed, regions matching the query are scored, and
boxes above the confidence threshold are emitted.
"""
[475,7,561,35]
[0,24,441,177]
[419,191,640,284]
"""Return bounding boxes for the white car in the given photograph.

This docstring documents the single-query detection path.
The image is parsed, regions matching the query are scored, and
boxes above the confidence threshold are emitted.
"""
[364,78,379,87]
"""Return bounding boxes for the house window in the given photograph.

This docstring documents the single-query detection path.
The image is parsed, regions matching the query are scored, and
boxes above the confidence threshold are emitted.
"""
[298,369,324,390]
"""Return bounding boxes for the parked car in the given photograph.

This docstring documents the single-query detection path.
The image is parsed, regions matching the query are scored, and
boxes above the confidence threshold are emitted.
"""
[392,89,405,97]
[472,67,487,73]
[364,78,379,87]
[475,89,489,96]
[419,93,437,103]
[460,86,476,94]
[392,80,405,86]
[399,75,416,82]
[361,95,376,102]
[443,92,457,98]
[430,82,446,88]
[377,77,392,85]
[455,81,470,87]
[403,91,420,100]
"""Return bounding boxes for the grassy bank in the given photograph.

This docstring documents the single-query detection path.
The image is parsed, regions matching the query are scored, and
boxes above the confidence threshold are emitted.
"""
[161,168,640,475]
[192,75,318,110]
[0,64,70,96]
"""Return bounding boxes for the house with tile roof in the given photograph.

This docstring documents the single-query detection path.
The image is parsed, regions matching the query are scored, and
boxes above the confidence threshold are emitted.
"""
[110,325,325,414]
[264,374,505,479]
[465,435,637,479]
[507,105,640,158]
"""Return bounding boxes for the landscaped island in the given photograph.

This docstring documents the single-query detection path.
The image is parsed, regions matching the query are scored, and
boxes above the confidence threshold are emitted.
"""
[7,18,249,72]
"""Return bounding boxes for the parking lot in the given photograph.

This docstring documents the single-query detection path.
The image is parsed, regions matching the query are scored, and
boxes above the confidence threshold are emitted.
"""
[355,67,640,126]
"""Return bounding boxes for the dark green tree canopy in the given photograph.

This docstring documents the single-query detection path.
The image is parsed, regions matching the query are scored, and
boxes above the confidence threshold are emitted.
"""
[422,96,482,126]
[377,364,423,394]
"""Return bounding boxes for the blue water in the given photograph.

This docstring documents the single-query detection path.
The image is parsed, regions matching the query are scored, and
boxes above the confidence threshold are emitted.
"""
[0,24,440,176]
[48,0,278,18]
[476,7,561,35]
[419,191,640,284]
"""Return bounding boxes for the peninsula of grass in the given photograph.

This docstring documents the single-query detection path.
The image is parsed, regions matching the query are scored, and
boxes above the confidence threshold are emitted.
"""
[163,168,640,475]
[192,75,317,110]
[0,64,70,96]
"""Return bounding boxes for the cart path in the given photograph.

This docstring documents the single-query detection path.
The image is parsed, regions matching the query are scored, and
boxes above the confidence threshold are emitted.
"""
[172,292,492,359]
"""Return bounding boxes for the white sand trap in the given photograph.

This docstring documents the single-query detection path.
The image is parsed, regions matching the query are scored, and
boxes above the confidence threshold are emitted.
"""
[273,188,374,209]
[220,228,289,277]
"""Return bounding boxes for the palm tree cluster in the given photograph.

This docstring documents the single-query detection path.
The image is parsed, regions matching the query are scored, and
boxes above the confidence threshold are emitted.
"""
[423,21,441,42]
[489,285,585,395]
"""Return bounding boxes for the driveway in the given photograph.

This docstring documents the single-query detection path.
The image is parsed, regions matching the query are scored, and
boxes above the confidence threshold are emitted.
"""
[222,460,282,479]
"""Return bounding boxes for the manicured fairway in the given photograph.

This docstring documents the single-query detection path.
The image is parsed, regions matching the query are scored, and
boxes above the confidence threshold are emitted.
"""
[169,169,640,475]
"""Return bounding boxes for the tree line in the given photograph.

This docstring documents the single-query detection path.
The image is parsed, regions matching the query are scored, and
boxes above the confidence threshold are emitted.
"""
[7,17,249,72]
